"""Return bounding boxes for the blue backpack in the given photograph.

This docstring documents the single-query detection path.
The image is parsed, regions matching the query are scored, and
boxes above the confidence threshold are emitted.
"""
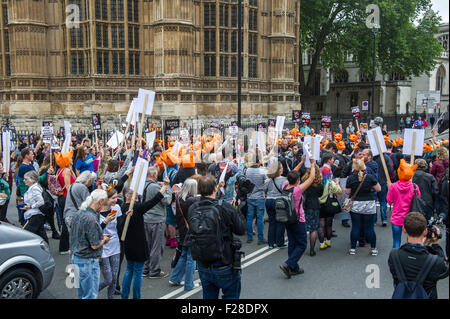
[391,249,438,299]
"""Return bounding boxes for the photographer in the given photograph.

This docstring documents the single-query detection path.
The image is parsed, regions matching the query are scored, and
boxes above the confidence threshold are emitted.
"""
[388,212,449,299]
[188,175,246,299]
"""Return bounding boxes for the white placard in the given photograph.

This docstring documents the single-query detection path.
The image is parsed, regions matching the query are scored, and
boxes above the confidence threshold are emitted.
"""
[275,116,285,138]
[130,157,149,196]
[256,131,266,152]
[107,131,124,149]
[180,129,190,145]
[126,99,137,124]
[61,133,72,153]
[41,126,53,144]
[2,131,11,173]
[403,128,425,157]
[219,162,229,194]
[136,89,156,115]
[64,121,71,134]
[229,126,239,136]
[303,136,321,168]
[146,131,156,149]
[367,127,387,157]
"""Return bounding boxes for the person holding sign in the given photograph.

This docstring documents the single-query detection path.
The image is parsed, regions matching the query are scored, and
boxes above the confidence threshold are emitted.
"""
[119,181,169,299]
[142,165,173,278]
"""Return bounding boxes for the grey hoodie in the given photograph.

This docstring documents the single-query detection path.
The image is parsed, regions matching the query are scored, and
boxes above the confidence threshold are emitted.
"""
[142,179,173,224]
[64,182,91,229]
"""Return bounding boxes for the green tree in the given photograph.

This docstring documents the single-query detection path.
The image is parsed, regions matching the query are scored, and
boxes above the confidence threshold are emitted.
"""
[299,0,443,97]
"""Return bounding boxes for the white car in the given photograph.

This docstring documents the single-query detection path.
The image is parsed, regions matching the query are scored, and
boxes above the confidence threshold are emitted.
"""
[0,221,55,299]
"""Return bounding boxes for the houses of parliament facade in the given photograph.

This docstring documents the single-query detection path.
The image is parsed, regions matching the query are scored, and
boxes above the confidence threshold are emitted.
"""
[0,0,300,130]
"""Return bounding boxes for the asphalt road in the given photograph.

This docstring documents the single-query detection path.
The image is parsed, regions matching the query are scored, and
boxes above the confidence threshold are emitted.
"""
[3,187,448,300]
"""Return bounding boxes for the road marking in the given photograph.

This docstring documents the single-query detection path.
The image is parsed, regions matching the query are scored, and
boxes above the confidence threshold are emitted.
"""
[159,245,279,300]
[174,248,282,300]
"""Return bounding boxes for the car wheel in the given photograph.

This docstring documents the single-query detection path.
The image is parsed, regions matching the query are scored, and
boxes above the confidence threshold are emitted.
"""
[0,268,38,299]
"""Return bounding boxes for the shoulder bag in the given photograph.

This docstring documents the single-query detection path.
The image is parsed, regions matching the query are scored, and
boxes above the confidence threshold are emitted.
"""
[342,174,367,213]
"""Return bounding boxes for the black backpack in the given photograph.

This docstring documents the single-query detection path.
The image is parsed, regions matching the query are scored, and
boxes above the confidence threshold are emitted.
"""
[187,199,226,264]
[39,189,55,216]
[275,186,300,224]
[391,249,438,299]
[409,184,427,217]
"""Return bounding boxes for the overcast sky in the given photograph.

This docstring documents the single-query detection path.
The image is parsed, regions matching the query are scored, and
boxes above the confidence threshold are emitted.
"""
[431,0,449,23]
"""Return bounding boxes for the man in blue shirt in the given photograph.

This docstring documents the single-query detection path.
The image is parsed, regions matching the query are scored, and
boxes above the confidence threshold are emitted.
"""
[299,123,311,136]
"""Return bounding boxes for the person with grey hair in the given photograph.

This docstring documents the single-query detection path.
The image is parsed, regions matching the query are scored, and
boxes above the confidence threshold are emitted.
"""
[22,170,48,243]
[70,189,111,299]
[412,158,439,221]
[142,165,173,278]
[169,178,200,291]
[64,171,98,231]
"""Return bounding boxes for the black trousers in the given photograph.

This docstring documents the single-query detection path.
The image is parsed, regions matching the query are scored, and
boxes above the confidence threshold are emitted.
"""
[58,196,70,252]
[0,200,9,221]
[24,214,49,244]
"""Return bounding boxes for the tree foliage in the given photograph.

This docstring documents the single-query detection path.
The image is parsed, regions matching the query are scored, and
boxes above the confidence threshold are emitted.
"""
[299,0,443,96]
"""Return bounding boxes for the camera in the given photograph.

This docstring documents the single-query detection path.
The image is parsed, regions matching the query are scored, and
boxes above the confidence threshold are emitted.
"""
[231,239,245,271]
[426,217,443,240]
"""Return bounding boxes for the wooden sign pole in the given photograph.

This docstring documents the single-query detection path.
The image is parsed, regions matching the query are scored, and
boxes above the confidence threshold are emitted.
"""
[373,132,392,187]
[121,160,145,241]
[410,131,416,164]
[121,121,131,150]
[355,118,360,133]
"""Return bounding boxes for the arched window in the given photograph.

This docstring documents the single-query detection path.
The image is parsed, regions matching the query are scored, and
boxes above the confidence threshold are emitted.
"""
[436,65,445,93]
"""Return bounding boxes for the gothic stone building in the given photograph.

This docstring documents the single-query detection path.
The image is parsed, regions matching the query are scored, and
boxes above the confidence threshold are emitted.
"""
[0,0,301,131]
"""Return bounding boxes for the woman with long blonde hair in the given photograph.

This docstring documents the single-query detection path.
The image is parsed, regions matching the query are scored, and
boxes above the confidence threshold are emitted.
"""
[345,159,381,256]
[302,164,323,256]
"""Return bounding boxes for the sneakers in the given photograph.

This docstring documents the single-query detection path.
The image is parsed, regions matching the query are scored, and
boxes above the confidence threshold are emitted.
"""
[276,244,288,249]
[309,250,316,257]
[370,248,378,256]
[279,263,291,279]
[291,268,305,276]
[169,280,185,286]
[325,240,331,248]
[185,283,200,291]
[149,271,169,279]
[349,249,356,255]
[382,222,387,227]
[319,243,327,250]
[59,250,70,255]
[142,272,149,278]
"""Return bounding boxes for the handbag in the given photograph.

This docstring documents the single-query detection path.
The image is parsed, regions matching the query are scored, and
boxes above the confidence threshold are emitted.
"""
[342,174,367,213]
[321,181,341,217]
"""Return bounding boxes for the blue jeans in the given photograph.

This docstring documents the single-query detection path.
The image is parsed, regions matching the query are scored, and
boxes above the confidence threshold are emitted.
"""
[169,247,196,291]
[284,222,307,272]
[350,213,376,249]
[265,199,286,247]
[247,199,266,242]
[197,264,241,299]
[121,260,144,299]
[392,224,403,249]
[375,184,388,223]
[71,254,100,299]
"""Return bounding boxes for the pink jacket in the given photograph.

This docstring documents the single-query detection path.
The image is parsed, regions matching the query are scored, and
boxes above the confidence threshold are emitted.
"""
[387,180,421,226]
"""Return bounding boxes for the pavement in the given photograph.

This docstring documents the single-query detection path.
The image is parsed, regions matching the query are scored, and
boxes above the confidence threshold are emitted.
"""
[3,187,448,300]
